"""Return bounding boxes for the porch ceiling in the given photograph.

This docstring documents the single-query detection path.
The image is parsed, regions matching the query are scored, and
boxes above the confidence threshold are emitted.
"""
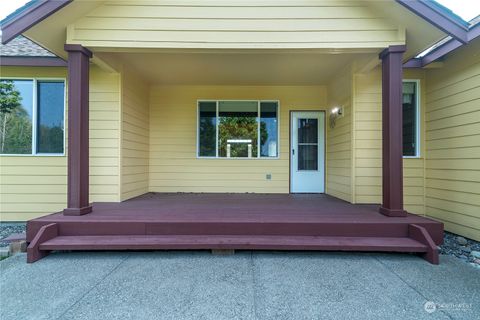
[110,51,373,85]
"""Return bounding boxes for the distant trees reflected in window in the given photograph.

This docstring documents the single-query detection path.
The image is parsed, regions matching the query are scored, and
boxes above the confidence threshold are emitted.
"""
[198,101,278,158]
[0,79,65,155]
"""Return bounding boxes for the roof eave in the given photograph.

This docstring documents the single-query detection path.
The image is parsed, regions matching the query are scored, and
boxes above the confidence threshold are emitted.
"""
[395,0,469,44]
[1,0,72,45]
[0,56,67,67]
[404,22,480,68]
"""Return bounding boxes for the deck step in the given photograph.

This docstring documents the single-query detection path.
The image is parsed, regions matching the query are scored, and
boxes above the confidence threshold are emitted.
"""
[39,235,428,253]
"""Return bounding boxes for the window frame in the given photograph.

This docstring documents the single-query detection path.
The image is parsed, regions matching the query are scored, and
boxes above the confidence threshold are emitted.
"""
[0,77,67,157]
[196,99,280,160]
[402,79,421,159]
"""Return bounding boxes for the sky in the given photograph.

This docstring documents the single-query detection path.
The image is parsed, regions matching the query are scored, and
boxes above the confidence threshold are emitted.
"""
[0,0,479,23]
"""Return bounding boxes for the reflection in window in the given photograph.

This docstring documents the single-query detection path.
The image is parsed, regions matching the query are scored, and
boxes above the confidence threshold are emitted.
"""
[37,81,65,153]
[298,145,318,171]
[260,102,278,157]
[219,101,258,158]
[197,101,278,158]
[0,78,65,155]
[297,119,318,171]
[0,80,33,154]
[403,82,418,157]
[198,102,217,157]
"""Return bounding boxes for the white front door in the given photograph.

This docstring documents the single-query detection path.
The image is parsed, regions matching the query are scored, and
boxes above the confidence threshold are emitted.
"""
[290,111,325,193]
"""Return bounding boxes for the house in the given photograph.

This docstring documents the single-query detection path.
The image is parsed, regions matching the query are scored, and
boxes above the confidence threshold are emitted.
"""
[0,0,479,264]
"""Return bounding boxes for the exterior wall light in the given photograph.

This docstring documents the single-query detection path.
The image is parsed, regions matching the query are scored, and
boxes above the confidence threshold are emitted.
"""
[329,106,344,128]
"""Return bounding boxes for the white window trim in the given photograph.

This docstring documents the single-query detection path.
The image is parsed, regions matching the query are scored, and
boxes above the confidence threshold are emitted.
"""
[402,79,421,159]
[0,77,66,157]
[196,99,280,160]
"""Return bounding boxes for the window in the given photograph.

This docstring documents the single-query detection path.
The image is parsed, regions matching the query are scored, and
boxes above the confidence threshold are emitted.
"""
[0,79,65,155]
[298,118,318,170]
[402,81,419,157]
[198,101,279,158]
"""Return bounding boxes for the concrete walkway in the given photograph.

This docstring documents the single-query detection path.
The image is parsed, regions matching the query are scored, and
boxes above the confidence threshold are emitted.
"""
[1,252,478,320]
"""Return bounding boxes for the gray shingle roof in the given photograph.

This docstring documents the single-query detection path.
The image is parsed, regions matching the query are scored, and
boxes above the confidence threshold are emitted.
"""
[0,35,55,57]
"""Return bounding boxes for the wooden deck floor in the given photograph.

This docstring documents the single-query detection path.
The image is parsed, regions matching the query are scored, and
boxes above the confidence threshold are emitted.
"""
[26,193,444,263]
[29,193,438,222]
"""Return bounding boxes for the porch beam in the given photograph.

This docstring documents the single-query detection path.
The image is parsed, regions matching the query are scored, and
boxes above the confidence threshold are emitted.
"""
[379,45,407,217]
[63,44,93,216]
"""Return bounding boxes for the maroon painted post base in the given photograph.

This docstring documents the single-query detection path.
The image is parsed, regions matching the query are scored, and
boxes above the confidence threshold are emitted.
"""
[63,206,93,216]
[379,207,407,217]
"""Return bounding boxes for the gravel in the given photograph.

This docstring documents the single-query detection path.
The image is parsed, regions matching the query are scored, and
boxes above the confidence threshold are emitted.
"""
[439,231,480,268]
[0,223,26,248]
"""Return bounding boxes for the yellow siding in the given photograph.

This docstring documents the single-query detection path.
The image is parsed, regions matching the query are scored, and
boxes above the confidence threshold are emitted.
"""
[0,66,121,221]
[326,64,353,202]
[149,85,326,193]
[67,0,405,49]
[352,67,426,215]
[89,67,122,203]
[425,39,480,241]
[120,68,150,200]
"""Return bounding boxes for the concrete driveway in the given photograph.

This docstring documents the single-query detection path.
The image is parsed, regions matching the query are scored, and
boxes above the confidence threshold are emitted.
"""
[1,251,478,320]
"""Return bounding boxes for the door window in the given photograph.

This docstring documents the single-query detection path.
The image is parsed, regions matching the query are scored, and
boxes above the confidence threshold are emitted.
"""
[297,119,318,171]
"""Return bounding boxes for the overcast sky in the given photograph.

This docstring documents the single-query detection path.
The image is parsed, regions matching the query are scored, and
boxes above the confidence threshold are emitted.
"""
[0,0,479,24]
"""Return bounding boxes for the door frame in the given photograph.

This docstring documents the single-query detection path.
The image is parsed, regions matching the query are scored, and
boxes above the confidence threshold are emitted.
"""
[289,110,327,193]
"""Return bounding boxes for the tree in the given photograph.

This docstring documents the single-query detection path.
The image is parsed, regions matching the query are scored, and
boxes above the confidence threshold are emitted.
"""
[219,116,261,158]
[0,80,31,154]
[0,80,21,114]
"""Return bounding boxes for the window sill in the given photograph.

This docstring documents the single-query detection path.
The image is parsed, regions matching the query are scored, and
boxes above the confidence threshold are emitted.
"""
[197,156,280,160]
[0,153,66,157]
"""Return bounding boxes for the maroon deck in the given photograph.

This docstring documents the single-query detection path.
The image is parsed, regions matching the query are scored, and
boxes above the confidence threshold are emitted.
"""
[26,193,443,263]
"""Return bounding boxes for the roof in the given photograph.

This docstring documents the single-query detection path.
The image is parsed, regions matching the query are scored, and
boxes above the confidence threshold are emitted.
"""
[427,0,470,28]
[0,0,39,26]
[0,32,66,66]
[0,0,72,44]
[0,0,478,68]
[0,34,55,57]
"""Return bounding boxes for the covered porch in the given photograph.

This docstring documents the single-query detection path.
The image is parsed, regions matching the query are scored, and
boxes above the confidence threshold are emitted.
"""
[18,42,447,265]
[22,42,445,264]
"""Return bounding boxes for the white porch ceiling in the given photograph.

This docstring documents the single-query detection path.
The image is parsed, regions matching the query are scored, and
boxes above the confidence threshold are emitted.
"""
[111,51,374,85]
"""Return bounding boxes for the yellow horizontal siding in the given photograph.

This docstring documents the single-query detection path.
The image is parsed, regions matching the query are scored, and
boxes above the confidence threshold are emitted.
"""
[121,68,150,200]
[88,67,121,203]
[425,39,480,241]
[149,85,326,193]
[353,71,381,204]
[67,0,404,49]
[0,66,121,221]
[352,68,426,215]
[0,67,67,221]
[326,64,352,202]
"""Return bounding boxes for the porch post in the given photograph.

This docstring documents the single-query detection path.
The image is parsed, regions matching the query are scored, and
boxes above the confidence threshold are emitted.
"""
[378,45,407,217]
[63,44,93,216]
